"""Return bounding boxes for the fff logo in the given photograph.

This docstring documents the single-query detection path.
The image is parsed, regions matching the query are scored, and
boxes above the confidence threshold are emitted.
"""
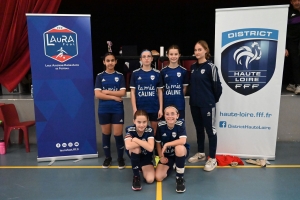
[43,25,78,63]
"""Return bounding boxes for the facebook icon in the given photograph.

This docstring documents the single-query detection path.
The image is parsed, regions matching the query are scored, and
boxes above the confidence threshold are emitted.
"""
[219,121,227,128]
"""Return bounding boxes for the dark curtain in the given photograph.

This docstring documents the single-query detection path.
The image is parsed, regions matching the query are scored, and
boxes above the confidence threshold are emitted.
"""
[0,0,61,92]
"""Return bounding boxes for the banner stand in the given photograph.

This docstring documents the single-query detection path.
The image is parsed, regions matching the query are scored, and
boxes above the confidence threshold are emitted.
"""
[214,5,289,160]
[26,14,98,162]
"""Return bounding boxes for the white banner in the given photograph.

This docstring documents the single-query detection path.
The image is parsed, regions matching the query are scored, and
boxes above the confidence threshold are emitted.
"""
[215,5,289,160]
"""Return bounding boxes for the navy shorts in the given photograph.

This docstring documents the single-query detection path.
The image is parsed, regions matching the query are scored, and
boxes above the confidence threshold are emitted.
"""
[126,150,154,167]
[178,110,185,120]
[148,112,160,122]
[98,113,124,125]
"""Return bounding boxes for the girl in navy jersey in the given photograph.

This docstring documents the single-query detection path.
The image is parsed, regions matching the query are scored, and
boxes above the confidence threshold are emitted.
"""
[124,110,155,191]
[155,105,188,193]
[187,40,222,172]
[130,50,163,135]
[94,53,126,169]
[160,45,189,119]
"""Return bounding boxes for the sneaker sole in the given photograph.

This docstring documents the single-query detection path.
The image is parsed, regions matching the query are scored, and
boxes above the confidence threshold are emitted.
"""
[295,91,300,95]
[176,189,186,193]
[102,165,110,168]
[118,166,125,169]
[188,156,206,163]
[132,186,142,191]
[203,165,217,172]
[286,88,295,92]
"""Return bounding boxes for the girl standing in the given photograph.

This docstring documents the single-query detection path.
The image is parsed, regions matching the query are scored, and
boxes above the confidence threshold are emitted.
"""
[155,105,188,193]
[130,50,163,135]
[188,40,222,172]
[160,45,189,119]
[94,53,126,169]
[124,110,155,191]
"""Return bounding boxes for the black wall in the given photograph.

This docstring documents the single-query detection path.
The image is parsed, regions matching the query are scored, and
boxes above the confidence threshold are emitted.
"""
[58,0,288,77]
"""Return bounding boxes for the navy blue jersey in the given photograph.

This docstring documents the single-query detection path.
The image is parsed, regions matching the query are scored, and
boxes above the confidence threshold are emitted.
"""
[130,68,163,113]
[155,119,187,157]
[125,125,154,156]
[94,71,126,113]
[189,61,222,108]
[160,66,189,111]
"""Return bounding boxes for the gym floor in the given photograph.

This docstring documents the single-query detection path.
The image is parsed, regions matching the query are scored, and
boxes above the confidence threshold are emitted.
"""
[0,141,300,200]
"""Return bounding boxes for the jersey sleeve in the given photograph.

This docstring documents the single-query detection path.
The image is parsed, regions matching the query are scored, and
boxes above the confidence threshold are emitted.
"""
[211,64,222,103]
[161,70,166,88]
[124,126,133,141]
[94,74,102,90]
[119,74,126,90]
[146,126,155,140]
[130,71,136,89]
[178,120,187,139]
[183,69,189,86]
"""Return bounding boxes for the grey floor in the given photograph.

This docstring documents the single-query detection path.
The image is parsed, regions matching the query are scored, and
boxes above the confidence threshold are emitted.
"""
[1,83,300,200]
[0,142,300,200]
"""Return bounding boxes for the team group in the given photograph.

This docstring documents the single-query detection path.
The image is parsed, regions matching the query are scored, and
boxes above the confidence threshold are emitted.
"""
[94,40,222,193]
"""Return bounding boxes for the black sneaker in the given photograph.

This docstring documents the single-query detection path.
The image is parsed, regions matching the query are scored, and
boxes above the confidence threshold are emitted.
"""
[102,157,112,168]
[132,176,142,191]
[176,177,186,193]
[118,158,125,169]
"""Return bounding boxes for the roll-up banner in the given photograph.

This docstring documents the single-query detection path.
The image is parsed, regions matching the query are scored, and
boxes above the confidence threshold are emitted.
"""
[26,14,98,162]
[215,5,289,160]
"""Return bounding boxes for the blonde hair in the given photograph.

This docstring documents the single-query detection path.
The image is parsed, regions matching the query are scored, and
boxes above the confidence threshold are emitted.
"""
[195,40,211,60]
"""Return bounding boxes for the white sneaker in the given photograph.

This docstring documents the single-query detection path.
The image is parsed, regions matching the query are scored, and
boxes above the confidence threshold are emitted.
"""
[188,152,206,163]
[286,84,296,92]
[295,85,300,95]
[204,158,217,172]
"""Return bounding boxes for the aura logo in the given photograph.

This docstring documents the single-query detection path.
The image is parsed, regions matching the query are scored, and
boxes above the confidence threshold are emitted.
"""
[219,121,227,128]
[43,25,78,63]
[221,28,278,96]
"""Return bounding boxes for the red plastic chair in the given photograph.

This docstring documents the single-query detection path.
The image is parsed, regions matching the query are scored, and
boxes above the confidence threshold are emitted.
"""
[182,60,196,78]
[0,103,5,131]
[157,60,169,70]
[0,104,35,152]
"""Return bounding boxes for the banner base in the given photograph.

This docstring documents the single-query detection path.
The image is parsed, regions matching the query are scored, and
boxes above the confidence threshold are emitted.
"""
[37,154,98,162]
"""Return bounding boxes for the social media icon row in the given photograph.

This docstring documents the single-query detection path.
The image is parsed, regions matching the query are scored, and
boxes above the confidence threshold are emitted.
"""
[56,142,80,148]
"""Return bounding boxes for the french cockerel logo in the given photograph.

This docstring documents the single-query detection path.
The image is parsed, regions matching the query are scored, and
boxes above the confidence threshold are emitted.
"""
[233,42,262,69]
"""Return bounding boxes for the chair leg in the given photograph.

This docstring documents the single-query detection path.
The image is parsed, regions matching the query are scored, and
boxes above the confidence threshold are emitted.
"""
[19,129,24,144]
[4,128,13,150]
[22,128,30,153]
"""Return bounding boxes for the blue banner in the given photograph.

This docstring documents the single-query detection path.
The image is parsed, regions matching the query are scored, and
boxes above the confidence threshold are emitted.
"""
[26,14,97,161]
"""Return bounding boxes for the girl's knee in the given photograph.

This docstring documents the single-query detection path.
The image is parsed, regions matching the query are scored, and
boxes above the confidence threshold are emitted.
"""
[175,145,186,157]
[145,176,155,184]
